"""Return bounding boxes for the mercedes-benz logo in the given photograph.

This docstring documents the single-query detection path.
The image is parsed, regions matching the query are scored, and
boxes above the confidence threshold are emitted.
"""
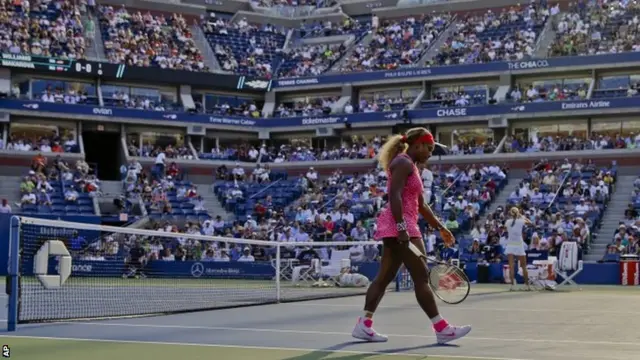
[191,262,205,278]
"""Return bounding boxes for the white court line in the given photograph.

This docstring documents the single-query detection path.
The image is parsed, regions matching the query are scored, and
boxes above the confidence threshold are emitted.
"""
[285,303,640,316]
[45,321,640,348]
[0,335,531,360]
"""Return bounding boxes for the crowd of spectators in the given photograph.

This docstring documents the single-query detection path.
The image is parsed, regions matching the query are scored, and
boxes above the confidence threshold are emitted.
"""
[449,138,498,155]
[425,90,490,108]
[277,43,345,78]
[0,0,88,59]
[18,153,99,212]
[504,132,640,152]
[434,4,548,66]
[201,139,383,163]
[203,15,287,77]
[509,84,588,102]
[121,155,206,220]
[262,140,381,162]
[274,97,337,117]
[464,159,610,262]
[105,91,173,112]
[549,1,640,58]
[252,0,337,9]
[99,5,207,71]
[33,86,94,105]
[6,131,79,153]
[299,18,366,39]
[609,177,640,256]
[338,14,450,72]
[127,141,194,160]
[350,97,412,113]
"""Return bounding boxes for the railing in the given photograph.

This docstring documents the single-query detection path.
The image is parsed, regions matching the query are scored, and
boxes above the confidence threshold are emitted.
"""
[546,170,571,211]
[249,178,283,199]
[433,172,463,211]
[318,193,340,212]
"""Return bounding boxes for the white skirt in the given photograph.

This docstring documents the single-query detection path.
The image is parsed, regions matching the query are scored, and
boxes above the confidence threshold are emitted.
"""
[504,243,526,256]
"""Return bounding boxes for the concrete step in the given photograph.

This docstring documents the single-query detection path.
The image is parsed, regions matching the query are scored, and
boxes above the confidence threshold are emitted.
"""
[100,180,124,196]
[583,254,602,261]
[0,176,25,205]
[195,183,234,221]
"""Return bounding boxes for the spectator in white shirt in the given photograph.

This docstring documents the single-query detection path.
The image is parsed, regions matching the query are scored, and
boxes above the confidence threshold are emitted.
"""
[188,193,203,209]
[64,187,79,202]
[21,191,36,206]
[237,247,256,262]
[575,199,589,216]
[214,249,231,262]
[232,165,245,180]
[155,150,166,176]
[0,199,12,213]
[421,167,434,202]
[349,243,365,262]
[161,249,175,261]
[306,167,318,181]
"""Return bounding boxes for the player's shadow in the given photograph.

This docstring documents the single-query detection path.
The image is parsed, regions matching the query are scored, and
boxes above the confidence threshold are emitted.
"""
[280,341,458,360]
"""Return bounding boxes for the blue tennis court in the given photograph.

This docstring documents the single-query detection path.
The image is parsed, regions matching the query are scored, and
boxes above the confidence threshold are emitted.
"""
[1,284,639,360]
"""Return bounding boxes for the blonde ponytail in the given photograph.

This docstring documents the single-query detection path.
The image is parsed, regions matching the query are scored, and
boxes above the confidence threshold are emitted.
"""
[378,127,431,171]
[378,135,407,172]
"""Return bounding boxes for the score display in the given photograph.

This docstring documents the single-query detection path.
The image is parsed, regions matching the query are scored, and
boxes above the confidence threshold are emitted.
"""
[1,53,106,76]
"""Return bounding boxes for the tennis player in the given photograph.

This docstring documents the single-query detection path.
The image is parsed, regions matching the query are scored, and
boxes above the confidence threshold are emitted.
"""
[505,207,532,291]
[351,127,472,344]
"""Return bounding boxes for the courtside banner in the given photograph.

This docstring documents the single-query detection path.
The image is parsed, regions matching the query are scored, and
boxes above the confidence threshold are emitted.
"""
[272,52,640,88]
[16,260,382,280]
[4,97,640,129]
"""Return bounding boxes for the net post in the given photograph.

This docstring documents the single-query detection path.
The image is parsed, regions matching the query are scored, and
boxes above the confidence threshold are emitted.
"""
[275,243,281,303]
[7,216,20,332]
[395,271,401,292]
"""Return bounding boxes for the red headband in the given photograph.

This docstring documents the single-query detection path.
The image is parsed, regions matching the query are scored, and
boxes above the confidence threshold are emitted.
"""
[402,133,435,145]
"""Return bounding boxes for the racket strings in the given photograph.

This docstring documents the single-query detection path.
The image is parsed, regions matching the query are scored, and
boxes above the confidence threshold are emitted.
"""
[429,265,470,304]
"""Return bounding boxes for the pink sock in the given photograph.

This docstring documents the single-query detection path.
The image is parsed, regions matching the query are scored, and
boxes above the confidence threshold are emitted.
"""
[363,318,373,328]
[433,319,449,332]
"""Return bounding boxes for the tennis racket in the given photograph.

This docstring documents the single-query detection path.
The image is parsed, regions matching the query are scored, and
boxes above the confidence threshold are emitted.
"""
[407,242,470,305]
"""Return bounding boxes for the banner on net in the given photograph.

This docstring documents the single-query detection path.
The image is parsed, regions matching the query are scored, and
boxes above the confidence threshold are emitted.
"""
[24,258,383,280]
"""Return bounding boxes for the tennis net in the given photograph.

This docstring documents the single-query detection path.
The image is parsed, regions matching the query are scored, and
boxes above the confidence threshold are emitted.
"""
[7,216,385,328]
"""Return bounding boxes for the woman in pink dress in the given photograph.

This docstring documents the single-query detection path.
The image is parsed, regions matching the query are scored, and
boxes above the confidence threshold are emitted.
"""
[351,127,472,345]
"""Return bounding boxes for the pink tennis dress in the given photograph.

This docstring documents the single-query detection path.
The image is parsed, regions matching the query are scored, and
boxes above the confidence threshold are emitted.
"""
[374,153,424,239]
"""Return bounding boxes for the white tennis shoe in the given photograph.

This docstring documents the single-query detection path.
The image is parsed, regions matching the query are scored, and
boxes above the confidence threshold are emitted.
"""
[435,324,472,344]
[352,317,388,342]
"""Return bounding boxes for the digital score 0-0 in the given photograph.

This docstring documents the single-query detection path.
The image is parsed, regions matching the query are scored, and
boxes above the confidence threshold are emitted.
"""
[1,53,106,77]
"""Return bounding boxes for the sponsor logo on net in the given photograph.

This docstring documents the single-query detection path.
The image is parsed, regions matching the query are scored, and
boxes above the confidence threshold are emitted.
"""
[190,262,241,278]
